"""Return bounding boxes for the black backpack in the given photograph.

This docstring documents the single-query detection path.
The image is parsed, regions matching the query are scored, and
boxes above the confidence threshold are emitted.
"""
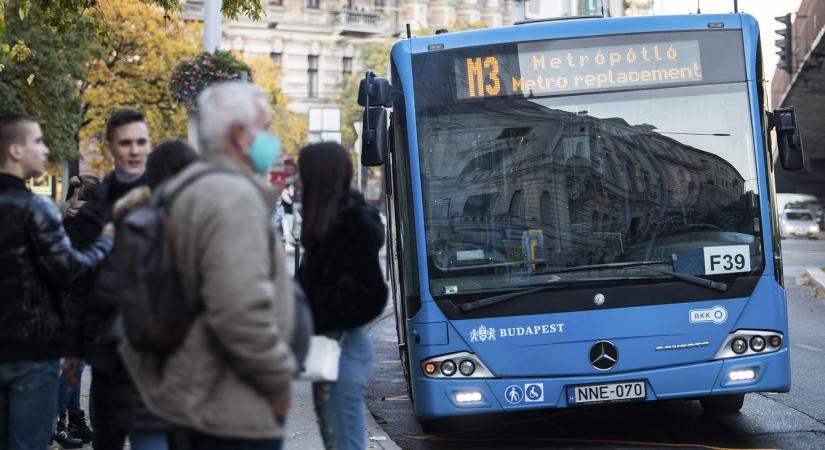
[116,167,313,359]
[115,168,226,354]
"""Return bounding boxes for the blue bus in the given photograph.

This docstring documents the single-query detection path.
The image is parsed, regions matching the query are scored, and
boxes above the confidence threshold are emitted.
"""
[356,12,805,430]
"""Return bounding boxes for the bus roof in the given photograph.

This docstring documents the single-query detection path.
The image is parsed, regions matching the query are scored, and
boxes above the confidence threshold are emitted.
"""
[398,13,756,55]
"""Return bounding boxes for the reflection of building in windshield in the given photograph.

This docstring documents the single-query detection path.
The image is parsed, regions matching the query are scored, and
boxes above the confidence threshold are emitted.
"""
[424,105,751,270]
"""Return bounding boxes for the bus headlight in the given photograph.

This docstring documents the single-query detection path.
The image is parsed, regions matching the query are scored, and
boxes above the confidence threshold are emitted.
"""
[750,336,766,352]
[713,330,783,360]
[421,352,494,378]
[455,391,483,403]
[440,360,457,376]
[459,359,476,376]
[731,338,748,354]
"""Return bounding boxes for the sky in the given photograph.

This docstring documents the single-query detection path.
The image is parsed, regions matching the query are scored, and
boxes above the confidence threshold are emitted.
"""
[655,0,802,80]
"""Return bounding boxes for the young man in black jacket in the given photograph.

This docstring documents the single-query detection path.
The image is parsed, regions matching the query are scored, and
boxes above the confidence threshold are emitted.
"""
[0,115,113,450]
[66,109,158,448]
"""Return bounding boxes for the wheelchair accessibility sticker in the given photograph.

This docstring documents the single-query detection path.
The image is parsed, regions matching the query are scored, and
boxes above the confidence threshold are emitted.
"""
[525,383,544,402]
[505,383,544,404]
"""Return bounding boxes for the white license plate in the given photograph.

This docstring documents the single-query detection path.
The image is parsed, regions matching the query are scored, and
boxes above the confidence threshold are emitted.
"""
[568,381,646,404]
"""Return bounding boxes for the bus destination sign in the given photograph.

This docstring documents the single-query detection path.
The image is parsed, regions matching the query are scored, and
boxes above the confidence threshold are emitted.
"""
[458,40,703,99]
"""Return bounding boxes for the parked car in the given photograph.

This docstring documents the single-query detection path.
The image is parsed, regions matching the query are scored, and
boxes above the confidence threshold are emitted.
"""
[780,209,820,239]
[777,193,824,227]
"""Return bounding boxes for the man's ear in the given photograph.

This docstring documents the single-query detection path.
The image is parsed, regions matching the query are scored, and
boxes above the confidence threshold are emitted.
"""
[6,142,24,162]
[229,122,252,155]
[102,141,112,160]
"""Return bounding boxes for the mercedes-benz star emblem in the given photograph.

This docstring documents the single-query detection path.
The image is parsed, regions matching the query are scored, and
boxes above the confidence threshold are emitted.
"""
[589,341,618,370]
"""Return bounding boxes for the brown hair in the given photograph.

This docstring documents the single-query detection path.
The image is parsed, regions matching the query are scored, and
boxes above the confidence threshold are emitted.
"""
[145,139,198,189]
[105,109,145,143]
[298,142,353,250]
[0,115,37,166]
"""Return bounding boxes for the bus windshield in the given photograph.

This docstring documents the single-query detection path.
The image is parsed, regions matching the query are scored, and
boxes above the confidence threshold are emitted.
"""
[411,32,763,298]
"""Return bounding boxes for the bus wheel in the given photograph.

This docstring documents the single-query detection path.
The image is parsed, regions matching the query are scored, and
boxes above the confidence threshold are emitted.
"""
[700,393,745,413]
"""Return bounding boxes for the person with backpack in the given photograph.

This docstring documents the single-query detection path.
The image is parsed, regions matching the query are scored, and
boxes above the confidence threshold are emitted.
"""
[296,142,388,450]
[75,139,200,450]
[0,115,113,450]
[120,81,297,450]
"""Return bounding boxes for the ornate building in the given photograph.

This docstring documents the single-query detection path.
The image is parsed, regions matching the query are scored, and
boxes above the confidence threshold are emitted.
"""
[182,0,517,114]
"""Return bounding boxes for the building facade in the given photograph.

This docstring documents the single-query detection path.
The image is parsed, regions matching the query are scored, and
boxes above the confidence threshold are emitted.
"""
[183,0,518,114]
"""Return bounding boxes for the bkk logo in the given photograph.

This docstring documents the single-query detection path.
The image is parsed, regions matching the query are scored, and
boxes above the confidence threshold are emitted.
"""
[469,323,565,342]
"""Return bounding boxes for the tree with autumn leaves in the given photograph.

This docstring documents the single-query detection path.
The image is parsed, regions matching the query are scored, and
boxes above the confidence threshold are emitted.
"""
[79,0,200,174]
[0,0,306,175]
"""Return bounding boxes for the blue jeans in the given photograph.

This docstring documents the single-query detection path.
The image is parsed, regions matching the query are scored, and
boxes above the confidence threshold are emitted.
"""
[186,430,282,450]
[57,360,84,416]
[130,431,170,450]
[0,360,60,450]
[312,327,374,450]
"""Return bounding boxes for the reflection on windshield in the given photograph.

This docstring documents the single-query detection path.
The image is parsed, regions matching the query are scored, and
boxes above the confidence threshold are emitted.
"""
[416,83,763,296]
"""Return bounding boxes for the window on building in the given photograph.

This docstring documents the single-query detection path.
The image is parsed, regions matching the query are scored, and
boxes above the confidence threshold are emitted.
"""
[268,0,283,6]
[306,0,319,9]
[342,57,352,75]
[308,55,319,98]
[270,52,282,68]
[375,0,385,11]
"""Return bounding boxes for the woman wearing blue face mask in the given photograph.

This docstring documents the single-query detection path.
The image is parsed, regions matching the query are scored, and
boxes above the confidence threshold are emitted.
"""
[296,142,388,450]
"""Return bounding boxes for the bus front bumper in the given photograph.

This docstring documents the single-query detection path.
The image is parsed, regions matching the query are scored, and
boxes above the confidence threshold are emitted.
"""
[412,349,790,420]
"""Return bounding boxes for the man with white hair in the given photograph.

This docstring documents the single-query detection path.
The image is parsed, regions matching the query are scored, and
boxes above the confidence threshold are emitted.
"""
[120,81,296,449]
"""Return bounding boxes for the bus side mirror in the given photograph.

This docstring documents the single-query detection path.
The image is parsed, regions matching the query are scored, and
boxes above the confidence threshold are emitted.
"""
[357,75,392,107]
[772,107,804,171]
[362,108,387,166]
[358,71,391,167]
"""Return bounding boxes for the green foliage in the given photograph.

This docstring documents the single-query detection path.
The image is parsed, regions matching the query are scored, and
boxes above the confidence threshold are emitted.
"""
[79,0,201,171]
[0,0,261,67]
[337,23,484,151]
[0,0,96,163]
[339,39,393,151]
[170,51,252,110]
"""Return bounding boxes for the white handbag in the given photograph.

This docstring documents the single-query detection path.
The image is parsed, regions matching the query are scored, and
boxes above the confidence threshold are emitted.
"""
[298,333,345,382]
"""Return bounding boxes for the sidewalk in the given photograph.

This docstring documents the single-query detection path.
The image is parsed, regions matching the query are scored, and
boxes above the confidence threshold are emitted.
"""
[60,248,400,450]
[805,266,825,291]
[283,245,400,450]
[283,380,399,450]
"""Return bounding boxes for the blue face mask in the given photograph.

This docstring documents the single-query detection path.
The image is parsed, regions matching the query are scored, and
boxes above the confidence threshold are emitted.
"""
[247,132,282,175]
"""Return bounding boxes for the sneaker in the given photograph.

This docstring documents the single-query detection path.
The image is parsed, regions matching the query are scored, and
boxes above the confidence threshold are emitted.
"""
[68,410,93,444]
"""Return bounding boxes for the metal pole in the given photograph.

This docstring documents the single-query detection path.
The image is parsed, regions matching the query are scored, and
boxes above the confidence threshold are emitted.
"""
[294,239,301,274]
[189,0,222,150]
[204,0,223,53]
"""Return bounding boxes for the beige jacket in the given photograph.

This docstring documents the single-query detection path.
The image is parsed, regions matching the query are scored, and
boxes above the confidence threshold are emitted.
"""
[120,154,296,439]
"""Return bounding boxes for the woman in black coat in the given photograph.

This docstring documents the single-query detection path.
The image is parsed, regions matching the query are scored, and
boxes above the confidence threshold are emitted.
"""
[296,142,388,450]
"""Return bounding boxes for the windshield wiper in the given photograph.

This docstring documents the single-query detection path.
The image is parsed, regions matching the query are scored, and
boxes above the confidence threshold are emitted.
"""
[459,262,728,313]
[539,260,671,274]
[633,265,728,292]
[458,277,648,313]
[536,260,727,293]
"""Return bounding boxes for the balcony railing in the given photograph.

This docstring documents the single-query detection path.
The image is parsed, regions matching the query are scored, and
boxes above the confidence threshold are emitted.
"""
[331,10,384,35]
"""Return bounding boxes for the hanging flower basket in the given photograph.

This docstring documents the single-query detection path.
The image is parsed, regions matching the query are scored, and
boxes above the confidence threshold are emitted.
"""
[169,51,253,110]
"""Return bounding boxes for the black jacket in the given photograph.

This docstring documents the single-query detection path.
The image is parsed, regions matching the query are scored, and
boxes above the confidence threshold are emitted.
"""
[67,172,145,365]
[68,172,168,433]
[297,192,388,334]
[0,173,112,362]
